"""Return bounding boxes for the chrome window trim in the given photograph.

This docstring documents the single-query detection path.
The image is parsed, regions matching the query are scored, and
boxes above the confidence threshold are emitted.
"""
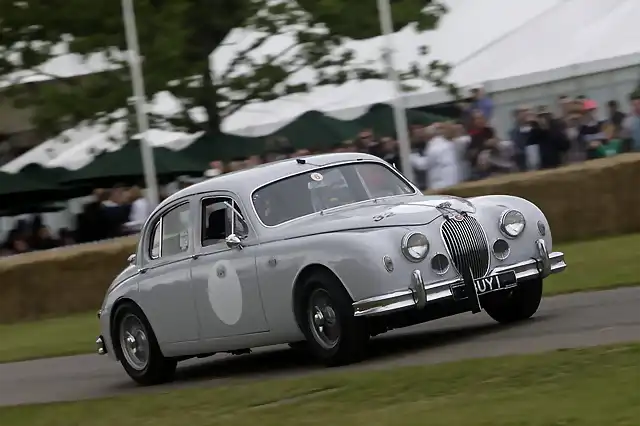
[148,218,163,260]
[249,159,418,229]
[145,201,191,261]
[198,193,255,249]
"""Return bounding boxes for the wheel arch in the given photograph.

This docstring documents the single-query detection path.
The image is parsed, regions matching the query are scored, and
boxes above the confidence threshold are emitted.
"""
[109,297,150,360]
[291,263,352,332]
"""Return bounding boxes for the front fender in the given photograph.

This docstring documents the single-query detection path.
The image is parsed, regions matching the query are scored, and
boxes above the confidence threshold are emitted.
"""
[470,194,553,255]
[292,229,401,302]
[98,276,141,360]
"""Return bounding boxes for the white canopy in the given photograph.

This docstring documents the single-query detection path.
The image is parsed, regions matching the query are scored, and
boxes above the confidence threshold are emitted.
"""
[4,0,639,170]
[224,0,640,135]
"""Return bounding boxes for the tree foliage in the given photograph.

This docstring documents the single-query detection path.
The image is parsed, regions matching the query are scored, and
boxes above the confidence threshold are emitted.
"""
[0,0,454,138]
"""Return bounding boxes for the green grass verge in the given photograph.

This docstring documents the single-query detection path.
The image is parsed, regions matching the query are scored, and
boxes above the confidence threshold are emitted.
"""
[2,343,639,425]
[0,312,97,363]
[0,233,639,364]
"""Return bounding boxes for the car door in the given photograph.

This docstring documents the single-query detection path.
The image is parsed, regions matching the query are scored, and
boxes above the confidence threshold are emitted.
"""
[137,200,200,344]
[190,193,269,340]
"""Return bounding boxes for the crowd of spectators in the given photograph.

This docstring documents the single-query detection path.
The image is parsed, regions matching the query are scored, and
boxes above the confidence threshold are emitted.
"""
[2,89,639,256]
[204,88,640,191]
[0,186,150,256]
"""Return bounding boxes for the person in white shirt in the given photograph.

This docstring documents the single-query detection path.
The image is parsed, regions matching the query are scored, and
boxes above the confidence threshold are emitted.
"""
[409,122,463,190]
[124,186,150,233]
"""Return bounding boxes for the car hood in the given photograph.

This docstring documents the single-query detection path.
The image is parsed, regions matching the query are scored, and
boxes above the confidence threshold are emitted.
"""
[276,194,476,236]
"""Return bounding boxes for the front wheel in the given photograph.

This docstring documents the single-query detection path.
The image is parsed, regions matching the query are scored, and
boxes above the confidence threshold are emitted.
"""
[298,270,369,366]
[113,302,177,386]
[482,278,543,324]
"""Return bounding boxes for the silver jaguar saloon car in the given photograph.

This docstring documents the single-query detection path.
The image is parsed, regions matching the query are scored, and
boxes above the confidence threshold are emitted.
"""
[96,152,566,385]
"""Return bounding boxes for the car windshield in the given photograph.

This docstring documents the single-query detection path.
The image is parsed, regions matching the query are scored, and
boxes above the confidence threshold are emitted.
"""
[252,162,415,226]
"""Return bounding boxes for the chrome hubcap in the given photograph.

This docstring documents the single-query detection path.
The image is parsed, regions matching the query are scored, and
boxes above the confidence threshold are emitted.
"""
[119,314,149,371]
[308,289,340,349]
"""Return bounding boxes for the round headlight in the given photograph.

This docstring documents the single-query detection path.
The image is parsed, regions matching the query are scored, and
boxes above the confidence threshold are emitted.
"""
[500,210,526,238]
[401,232,429,262]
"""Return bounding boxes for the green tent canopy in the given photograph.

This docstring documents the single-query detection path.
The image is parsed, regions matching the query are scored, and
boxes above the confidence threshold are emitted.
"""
[61,140,206,188]
[18,163,89,200]
[269,110,361,150]
[0,170,62,207]
[19,163,69,183]
[353,103,450,137]
[181,132,263,164]
[177,103,453,162]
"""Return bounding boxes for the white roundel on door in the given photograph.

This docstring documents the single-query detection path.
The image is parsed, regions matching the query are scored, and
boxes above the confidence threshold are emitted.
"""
[207,260,243,325]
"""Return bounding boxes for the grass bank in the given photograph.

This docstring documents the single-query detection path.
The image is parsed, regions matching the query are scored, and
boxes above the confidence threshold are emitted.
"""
[0,233,638,364]
[2,343,639,426]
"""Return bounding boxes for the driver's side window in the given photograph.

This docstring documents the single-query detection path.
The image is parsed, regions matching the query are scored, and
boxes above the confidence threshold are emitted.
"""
[201,196,249,247]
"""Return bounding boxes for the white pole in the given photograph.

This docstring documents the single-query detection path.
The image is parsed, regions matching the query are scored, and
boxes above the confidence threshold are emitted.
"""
[376,0,414,183]
[121,0,159,207]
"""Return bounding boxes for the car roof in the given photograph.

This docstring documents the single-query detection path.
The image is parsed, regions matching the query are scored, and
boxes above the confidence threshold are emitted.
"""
[160,151,384,207]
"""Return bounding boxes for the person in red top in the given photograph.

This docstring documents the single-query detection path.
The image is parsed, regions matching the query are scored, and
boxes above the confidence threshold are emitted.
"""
[465,110,496,179]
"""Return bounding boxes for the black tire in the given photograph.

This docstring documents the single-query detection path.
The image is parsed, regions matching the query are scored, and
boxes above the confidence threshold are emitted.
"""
[113,302,177,386]
[297,269,369,366]
[482,278,543,324]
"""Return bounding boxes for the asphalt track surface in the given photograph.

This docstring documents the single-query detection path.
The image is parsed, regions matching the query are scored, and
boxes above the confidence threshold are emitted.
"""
[1,287,639,407]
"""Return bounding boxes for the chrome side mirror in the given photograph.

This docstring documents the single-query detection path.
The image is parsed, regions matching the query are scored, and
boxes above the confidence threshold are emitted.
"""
[225,234,243,250]
[127,254,137,265]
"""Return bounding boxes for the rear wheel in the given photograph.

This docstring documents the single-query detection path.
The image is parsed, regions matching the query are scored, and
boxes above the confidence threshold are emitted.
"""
[113,302,177,386]
[482,278,543,324]
[298,270,369,366]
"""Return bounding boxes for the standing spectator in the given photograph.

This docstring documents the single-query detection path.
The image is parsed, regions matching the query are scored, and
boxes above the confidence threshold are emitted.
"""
[475,137,517,178]
[204,160,224,177]
[466,110,496,179]
[607,100,626,132]
[564,109,586,164]
[557,95,573,119]
[409,123,462,190]
[409,125,430,189]
[528,109,570,169]
[354,129,378,154]
[578,99,607,160]
[244,155,262,168]
[621,91,640,152]
[378,137,400,171]
[592,121,624,158]
[451,122,471,181]
[468,86,494,122]
[509,107,532,171]
[124,186,150,233]
[76,189,110,243]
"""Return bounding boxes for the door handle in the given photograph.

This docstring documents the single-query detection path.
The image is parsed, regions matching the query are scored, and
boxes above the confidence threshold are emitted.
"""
[139,267,147,274]
[191,254,199,260]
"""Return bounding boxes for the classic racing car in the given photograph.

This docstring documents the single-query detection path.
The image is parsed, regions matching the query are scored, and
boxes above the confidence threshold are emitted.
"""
[96,152,566,385]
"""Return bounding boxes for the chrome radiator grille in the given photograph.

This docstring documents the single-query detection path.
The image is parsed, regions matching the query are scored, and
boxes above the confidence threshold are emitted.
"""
[441,215,489,278]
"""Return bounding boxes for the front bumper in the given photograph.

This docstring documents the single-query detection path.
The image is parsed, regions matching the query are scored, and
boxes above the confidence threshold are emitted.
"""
[353,238,566,317]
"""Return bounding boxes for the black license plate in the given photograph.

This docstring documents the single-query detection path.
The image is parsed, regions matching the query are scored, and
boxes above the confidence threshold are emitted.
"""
[451,271,517,299]
[475,271,517,295]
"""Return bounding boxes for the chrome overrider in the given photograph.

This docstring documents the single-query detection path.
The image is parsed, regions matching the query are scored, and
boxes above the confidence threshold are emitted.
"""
[96,336,107,355]
[353,238,566,317]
